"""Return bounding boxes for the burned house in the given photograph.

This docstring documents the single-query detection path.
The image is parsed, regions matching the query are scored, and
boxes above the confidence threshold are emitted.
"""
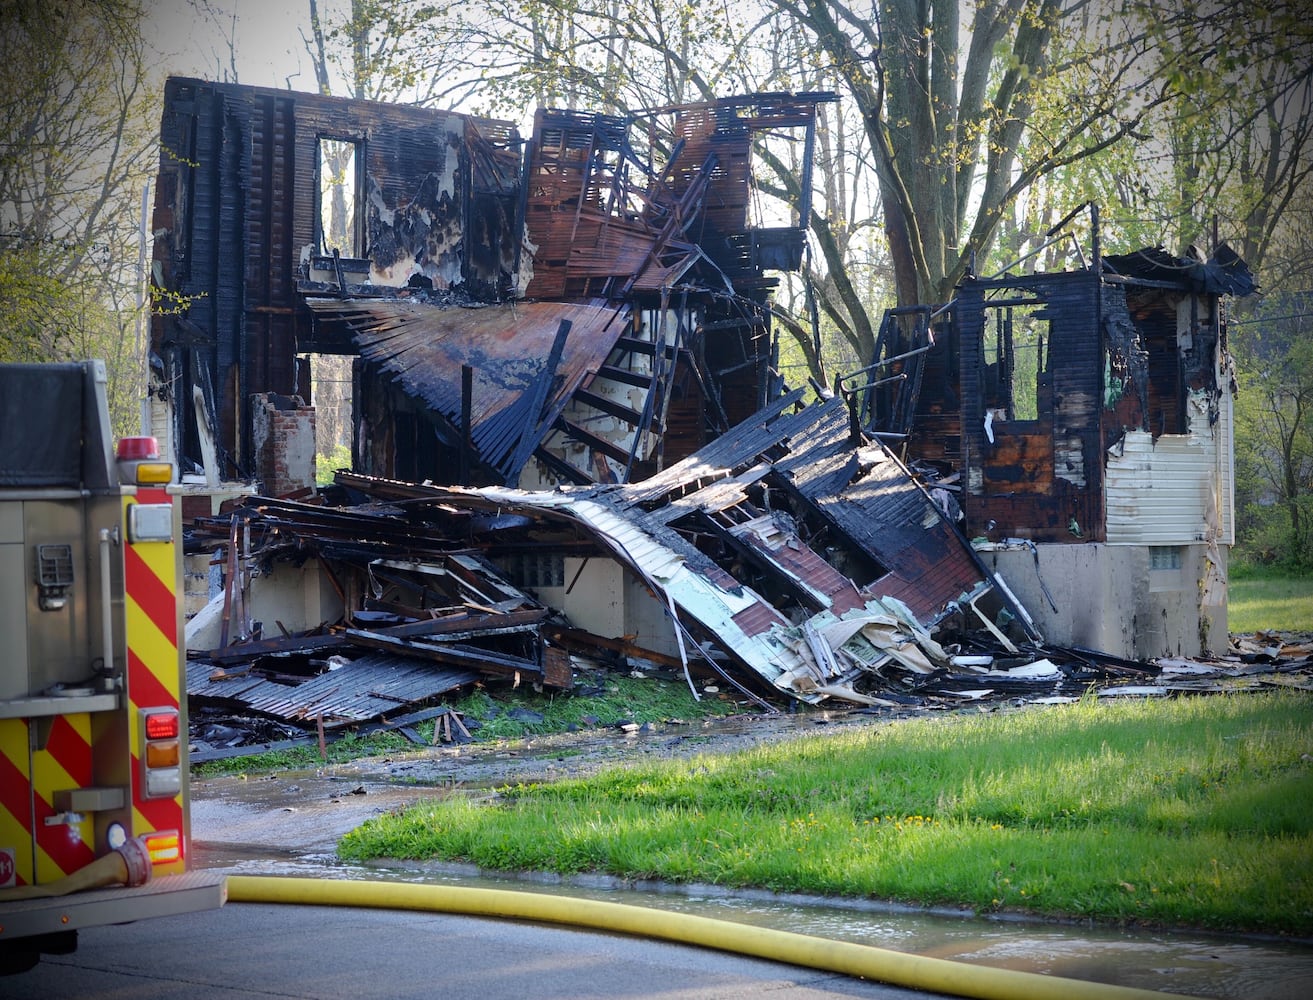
[151,79,1255,733]
[149,77,833,492]
[852,237,1255,660]
[155,78,1082,724]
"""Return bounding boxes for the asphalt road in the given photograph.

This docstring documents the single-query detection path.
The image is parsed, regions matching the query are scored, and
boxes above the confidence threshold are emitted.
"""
[4,899,939,999]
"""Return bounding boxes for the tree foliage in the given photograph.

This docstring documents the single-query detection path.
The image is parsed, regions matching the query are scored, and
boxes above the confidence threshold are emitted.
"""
[0,0,155,433]
[1232,296,1313,568]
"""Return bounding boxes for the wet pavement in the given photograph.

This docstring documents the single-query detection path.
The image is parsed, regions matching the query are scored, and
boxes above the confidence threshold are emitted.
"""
[189,720,1313,1000]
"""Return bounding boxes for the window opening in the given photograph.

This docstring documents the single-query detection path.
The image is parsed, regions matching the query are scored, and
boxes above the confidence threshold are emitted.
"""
[318,137,362,258]
[302,352,353,481]
[494,552,566,590]
[982,300,1048,421]
[1150,546,1182,571]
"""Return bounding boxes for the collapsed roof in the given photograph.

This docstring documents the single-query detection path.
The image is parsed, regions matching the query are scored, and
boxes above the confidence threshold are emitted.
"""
[337,389,1035,704]
[151,79,835,489]
[187,392,1162,732]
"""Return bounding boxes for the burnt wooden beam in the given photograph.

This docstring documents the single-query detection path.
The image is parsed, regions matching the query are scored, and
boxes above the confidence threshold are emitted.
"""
[343,631,544,680]
[197,632,349,665]
[198,608,548,664]
[614,335,677,359]
[545,625,686,670]
[360,606,548,639]
[553,416,633,464]
[595,364,653,390]
[503,319,571,485]
[572,387,645,426]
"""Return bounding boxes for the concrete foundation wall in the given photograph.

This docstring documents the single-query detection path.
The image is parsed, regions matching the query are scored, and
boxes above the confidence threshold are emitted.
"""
[624,573,680,660]
[542,557,679,662]
[558,557,625,639]
[982,542,1228,660]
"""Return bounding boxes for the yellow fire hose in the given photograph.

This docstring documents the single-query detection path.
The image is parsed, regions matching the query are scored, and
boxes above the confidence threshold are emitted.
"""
[227,875,1172,1000]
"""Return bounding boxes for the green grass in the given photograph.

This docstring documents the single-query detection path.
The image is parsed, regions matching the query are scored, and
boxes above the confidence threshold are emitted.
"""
[191,729,420,777]
[338,691,1313,934]
[192,673,739,777]
[1228,570,1313,633]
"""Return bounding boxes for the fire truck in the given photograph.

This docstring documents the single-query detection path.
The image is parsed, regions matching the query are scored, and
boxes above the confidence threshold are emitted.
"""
[0,361,226,973]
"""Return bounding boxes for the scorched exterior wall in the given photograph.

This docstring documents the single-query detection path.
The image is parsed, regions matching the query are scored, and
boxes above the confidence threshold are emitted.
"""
[936,252,1246,660]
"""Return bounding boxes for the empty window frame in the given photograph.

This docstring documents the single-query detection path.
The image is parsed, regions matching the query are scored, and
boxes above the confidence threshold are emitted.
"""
[318,136,363,258]
[1150,545,1182,571]
[981,300,1050,421]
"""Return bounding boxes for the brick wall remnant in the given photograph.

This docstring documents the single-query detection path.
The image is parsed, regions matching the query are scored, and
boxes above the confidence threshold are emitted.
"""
[251,392,317,497]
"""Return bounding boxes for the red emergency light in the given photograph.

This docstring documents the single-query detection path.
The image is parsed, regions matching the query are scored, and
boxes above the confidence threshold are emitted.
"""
[144,709,179,741]
[116,436,160,461]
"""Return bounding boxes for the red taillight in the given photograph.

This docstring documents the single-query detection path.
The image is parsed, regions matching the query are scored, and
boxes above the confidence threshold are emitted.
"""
[144,710,178,740]
[116,436,159,461]
[141,709,183,798]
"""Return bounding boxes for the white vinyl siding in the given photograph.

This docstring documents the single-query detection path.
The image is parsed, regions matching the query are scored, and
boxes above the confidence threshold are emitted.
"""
[1105,394,1227,545]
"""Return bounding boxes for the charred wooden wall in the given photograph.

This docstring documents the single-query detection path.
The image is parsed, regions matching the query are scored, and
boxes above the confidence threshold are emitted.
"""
[906,318,961,467]
[151,78,519,479]
[657,96,818,281]
[957,271,1105,543]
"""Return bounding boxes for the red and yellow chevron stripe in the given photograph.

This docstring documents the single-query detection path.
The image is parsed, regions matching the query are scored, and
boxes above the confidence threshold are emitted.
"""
[0,719,34,888]
[124,488,185,875]
[32,713,97,882]
[0,714,98,887]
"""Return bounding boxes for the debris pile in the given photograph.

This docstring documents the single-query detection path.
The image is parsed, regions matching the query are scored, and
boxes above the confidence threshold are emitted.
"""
[183,398,1311,759]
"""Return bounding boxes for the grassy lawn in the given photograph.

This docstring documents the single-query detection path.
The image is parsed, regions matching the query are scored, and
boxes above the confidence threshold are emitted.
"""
[1228,571,1313,634]
[339,691,1313,935]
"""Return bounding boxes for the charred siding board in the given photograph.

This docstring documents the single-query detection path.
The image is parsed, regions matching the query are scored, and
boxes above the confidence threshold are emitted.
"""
[958,272,1104,543]
[657,96,821,280]
[729,518,866,615]
[623,388,810,504]
[467,120,524,295]
[907,322,962,465]
[522,109,640,300]
[769,399,983,623]
[245,91,300,401]
[662,104,751,276]
[1136,301,1185,436]
[635,394,988,624]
